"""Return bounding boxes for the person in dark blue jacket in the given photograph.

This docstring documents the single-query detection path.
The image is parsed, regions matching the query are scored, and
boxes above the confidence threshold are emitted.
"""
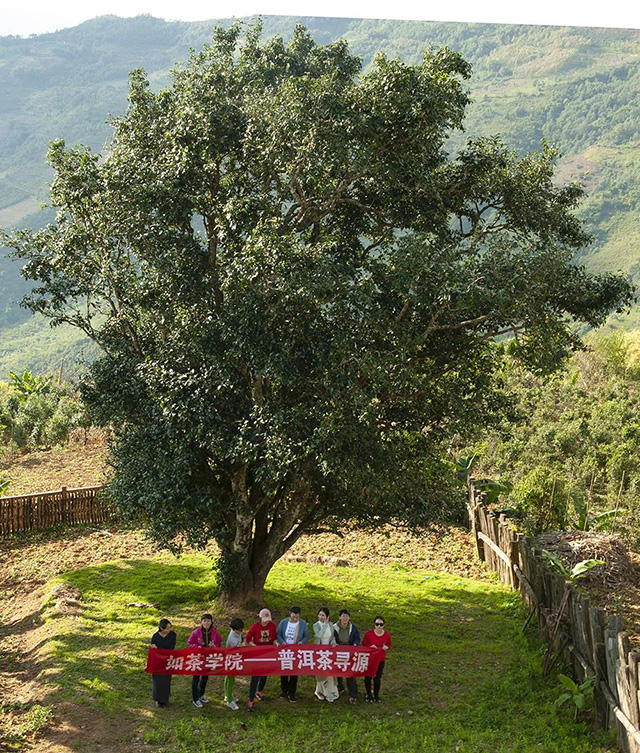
[276,606,310,702]
[333,609,360,703]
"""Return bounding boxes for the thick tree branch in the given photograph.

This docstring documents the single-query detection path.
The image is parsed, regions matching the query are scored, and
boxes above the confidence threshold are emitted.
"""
[427,313,491,333]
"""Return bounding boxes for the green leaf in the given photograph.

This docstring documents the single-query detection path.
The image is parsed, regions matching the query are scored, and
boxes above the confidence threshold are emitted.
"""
[570,559,605,578]
[553,692,572,710]
[557,674,579,694]
[541,550,571,579]
[476,479,512,505]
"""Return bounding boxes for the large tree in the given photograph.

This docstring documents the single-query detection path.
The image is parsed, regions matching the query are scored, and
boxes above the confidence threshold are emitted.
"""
[4,23,633,601]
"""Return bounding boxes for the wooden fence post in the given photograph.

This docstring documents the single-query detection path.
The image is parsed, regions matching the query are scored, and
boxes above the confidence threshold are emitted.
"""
[61,486,68,525]
[590,606,609,728]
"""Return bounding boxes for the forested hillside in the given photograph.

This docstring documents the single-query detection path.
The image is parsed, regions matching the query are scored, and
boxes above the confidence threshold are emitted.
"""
[1,14,639,372]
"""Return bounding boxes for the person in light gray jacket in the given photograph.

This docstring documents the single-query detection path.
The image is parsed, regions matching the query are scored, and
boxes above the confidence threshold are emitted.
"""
[276,606,309,702]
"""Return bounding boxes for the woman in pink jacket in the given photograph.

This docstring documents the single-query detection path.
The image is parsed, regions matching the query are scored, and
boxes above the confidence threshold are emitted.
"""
[188,613,222,708]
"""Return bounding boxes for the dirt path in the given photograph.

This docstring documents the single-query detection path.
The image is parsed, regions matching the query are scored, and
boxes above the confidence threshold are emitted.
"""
[0,526,160,752]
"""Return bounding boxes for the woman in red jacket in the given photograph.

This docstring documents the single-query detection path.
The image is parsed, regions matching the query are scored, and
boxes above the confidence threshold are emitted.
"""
[362,615,391,703]
[188,613,222,708]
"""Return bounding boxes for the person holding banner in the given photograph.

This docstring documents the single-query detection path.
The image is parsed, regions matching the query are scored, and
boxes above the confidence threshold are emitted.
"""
[362,616,391,702]
[245,608,278,711]
[144,632,387,702]
[334,609,360,703]
[150,618,176,707]
[188,613,222,708]
[312,607,339,703]
[276,606,309,703]
[224,617,245,711]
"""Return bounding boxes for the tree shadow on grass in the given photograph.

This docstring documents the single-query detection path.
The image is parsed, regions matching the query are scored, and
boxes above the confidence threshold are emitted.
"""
[61,558,220,611]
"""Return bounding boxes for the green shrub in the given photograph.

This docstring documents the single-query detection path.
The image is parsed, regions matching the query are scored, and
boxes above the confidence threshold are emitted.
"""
[471,335,640,547]
[512,467,568,533]
[0,375,85,450]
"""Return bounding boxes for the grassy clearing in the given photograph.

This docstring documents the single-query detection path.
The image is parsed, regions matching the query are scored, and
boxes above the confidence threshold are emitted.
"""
[32,554,616,753]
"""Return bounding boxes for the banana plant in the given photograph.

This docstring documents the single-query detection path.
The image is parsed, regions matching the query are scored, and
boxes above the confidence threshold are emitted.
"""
[9,370,51,399]
[571,492,618,532]
[541,549,605,581]
[454,454,476,485]
[553,673,596,720]
[475,479,513,505]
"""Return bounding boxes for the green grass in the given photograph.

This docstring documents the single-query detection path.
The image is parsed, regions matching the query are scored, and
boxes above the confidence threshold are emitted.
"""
[0,701,53,750]
[37,556,615,752]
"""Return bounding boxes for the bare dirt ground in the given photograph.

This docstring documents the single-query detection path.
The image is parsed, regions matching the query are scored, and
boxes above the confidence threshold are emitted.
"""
[0,431,109,496]
[0,438,118,750]
[0,526,158,752]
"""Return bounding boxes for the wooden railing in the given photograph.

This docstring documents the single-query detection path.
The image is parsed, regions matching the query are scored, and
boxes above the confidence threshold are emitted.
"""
[0,485,113,535]
[468,480,640,753]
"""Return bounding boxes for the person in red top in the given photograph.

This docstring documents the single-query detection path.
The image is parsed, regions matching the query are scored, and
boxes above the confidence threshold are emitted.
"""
[362,615,391,703]
[245,608,278,711]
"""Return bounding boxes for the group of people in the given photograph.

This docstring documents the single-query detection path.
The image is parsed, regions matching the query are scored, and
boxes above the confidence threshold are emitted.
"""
[150,606,391,712]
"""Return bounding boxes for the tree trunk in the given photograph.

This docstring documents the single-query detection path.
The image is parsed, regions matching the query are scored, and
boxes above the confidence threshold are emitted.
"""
[217,550,272,606]
[216,516,309,605]
[219,471,314,605]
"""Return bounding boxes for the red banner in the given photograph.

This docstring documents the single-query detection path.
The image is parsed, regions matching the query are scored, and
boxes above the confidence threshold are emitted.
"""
[146,645,385,677]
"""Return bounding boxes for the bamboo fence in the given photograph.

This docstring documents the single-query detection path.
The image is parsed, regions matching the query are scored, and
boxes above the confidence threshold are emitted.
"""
[0,485,113,535]
[468,480,640,753]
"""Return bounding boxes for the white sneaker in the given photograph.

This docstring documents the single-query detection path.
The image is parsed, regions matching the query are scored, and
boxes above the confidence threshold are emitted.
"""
[227,700,239,711]
[199,696,210,704]
[193,699,203,708]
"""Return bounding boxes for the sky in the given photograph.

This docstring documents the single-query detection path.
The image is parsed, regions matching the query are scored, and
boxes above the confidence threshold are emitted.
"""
[2,0,640,37]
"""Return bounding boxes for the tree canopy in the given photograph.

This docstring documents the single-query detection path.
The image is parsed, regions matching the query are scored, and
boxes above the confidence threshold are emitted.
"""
[3,22,633,601]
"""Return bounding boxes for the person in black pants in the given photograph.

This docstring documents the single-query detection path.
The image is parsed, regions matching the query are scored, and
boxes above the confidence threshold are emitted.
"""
[362,616,392,702]
[245,609,278,712]
[187,614,222,708]
[276,606,310,702]
[150,618,176,707]
[333,609,360,703]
